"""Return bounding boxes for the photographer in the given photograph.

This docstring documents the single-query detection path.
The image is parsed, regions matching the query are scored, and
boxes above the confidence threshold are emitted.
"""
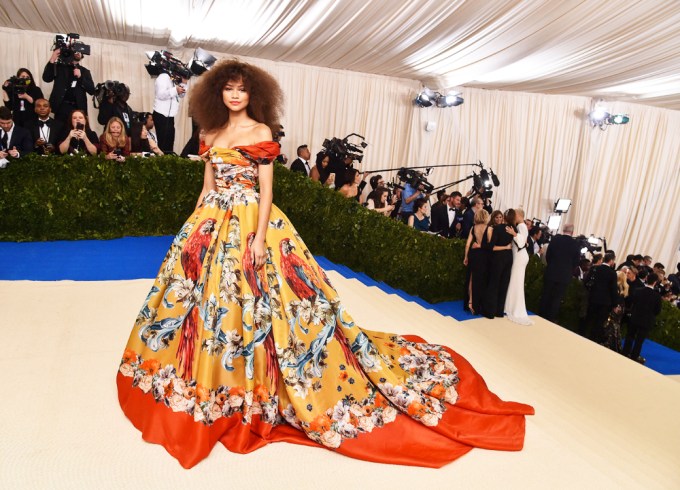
[57,109,98,155]
[99,117,130,162]
[2,68,44,127]
[42,42,95,124]
[97,82,134,129]
[24,98,63,154]
[0,106,33,164]
[153,72,188,153]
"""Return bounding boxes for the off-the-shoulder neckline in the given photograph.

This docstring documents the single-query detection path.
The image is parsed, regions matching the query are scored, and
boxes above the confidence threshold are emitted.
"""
[209,141,276,151]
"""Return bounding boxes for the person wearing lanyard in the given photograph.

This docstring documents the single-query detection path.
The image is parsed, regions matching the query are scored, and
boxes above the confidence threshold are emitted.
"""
[153,72,188,154]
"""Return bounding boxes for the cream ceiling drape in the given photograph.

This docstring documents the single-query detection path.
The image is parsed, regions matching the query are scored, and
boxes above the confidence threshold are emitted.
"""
[0,23,678,268]
[2,0,680,109]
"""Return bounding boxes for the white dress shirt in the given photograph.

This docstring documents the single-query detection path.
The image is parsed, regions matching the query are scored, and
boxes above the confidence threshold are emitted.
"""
[153,73,186,117]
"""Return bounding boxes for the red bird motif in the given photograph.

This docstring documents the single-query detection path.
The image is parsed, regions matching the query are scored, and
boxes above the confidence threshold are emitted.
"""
[177,218,216,380]
[279,238,323,301]
[334,324,364,376]
[242,232,269,301]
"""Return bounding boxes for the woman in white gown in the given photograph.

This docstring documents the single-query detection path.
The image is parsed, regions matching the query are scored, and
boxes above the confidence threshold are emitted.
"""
[504,208,533,325]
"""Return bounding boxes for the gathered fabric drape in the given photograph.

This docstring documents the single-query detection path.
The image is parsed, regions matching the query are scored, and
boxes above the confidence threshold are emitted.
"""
[0,25,678,267]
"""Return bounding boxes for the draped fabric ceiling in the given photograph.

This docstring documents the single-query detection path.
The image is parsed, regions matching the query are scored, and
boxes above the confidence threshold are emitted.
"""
[0,0,679,267]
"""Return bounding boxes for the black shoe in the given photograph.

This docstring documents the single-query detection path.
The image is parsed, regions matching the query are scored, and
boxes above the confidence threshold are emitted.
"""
[484,313,495,320]
[636,356,646,365]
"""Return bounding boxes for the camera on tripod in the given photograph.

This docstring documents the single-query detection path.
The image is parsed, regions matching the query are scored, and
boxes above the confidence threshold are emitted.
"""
[52,33,91,64]
[396,167,434,193]
[3,76,32,95]
[321,133,367,163]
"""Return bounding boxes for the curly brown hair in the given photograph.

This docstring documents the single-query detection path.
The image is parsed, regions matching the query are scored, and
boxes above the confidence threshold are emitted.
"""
[189,59,283,134]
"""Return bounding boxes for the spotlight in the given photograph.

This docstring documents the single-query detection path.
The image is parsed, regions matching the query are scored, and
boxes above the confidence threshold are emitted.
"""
[588,100,630,130]
[589,107,610,125]
[554,198,572,213]
[435,92,464,107]
[608,114,630,125]
[547,214,562,231]
[415,89,434,107]
[188,47,217,76]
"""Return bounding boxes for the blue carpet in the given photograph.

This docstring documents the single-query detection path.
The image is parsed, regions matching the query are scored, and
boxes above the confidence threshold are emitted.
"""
[1,237,678,375]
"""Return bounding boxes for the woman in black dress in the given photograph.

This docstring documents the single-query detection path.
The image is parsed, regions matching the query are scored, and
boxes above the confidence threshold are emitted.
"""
[464,208,490,314]
[482,209,517,319]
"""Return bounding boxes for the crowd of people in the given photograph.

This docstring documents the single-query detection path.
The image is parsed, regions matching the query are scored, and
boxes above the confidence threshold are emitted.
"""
[1,45,174,165]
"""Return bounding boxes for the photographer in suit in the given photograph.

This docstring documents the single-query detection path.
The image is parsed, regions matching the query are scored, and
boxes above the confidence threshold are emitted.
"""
[97,82,135,130]
[290,144,311,176]
[42,44,95,124]
[0,106,34,166]
[581,251,619,342]
[539,224,581,322]
[24,98,62,154]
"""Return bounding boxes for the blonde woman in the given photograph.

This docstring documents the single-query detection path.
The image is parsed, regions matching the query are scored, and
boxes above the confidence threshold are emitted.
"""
[464,208,490,314]
[99,116,130,161]
[504,208,533,325]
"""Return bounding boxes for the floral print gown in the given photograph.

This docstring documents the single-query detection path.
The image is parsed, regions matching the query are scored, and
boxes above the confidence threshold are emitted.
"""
[117,141,534,468]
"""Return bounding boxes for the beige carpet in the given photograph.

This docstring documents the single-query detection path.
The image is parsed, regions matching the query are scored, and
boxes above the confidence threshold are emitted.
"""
[1,275,679,489]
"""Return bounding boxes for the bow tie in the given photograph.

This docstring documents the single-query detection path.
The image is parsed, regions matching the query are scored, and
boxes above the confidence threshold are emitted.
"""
[39,120,51,127]
[448,208,455,212]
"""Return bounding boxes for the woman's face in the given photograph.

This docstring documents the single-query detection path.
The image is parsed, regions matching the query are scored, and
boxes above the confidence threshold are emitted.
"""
[18,71,30,80]
[141,126,148,139]
[321,156,329,168]
[222,78,249,112]
[354,172,361,184]
[380,191,387,204]
[71,111,86,128]
[109,121,122,137]
[419,202,429,214]
[494,214,503,224]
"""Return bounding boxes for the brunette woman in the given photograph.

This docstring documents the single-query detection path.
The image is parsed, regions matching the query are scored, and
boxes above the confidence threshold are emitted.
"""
[57,109,98,155]
[482,209,516,319]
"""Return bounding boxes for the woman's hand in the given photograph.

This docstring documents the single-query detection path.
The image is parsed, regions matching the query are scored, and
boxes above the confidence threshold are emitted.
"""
[250,236,267,269]
[105,151,118,160]
[463,257,468,266]
[506,226,517,236]
[70,129,84,140]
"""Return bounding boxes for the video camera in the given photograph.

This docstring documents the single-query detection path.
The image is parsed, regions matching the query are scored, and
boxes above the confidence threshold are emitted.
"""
[93,80,130,107]
[396,167,434,194]
[52,33,90,64]
[321,133,368,164]
[3,76,32,95]
[145,51,196,85]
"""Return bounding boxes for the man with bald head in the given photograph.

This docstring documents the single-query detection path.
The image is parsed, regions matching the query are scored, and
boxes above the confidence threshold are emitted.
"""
[539,224,581,322]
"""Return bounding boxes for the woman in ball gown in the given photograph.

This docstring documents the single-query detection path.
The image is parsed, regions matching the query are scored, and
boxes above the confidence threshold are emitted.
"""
[116,59,534,469]
[504,208,534,325]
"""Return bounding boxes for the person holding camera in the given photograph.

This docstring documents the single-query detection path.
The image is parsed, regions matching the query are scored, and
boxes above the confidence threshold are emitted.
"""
[97,82,134,129]
[24,98,63,154]
[2,68,44,128]
[42,47,95,124]
[99,117,130,162]
[153,72,188,153]
[57,109,98,155]
[129,121,163,156]
[0,106,33,166]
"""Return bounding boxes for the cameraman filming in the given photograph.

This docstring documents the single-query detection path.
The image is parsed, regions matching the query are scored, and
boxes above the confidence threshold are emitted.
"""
[42,38,95,124]
[153,72,188,154]
[2,68,44,128]
[97,82,134,129]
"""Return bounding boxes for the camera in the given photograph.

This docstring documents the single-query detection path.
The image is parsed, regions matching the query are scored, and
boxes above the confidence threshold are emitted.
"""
[321,133,367,164]
[75,122,85,131]
[3,76,32,95]
[52,33,90,64]
[145,51,193,85]
[396,167,434,193]
[93,80,130,107]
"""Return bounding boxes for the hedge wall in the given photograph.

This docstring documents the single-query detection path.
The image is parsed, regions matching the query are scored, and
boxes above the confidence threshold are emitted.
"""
[2,154,679,351]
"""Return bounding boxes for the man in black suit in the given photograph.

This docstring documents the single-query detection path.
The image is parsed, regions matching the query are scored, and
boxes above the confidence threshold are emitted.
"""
[290,144,311,176]
[24,98,63,154]
[42,48,95,124]
[0,106,33,164]
[430,191,463,238]
[527,226,542,257]
[461,196,484,239]
[622,272,662,363]
[582,251,618,342]
[539,224,581,322]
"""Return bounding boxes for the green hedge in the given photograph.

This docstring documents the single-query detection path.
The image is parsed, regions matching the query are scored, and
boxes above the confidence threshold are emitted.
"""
[2,153,679,351]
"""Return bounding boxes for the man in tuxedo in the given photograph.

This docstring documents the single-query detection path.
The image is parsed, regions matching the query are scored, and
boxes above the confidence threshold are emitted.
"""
[290,144,311,176]
[42,48,95,124]
[527,226,542,257]
[582,251,618,342]
[24,98,63,154]
[622,272,662,363]
[0,106,33,164]
[539,224,581,322]
[430,191,463,238]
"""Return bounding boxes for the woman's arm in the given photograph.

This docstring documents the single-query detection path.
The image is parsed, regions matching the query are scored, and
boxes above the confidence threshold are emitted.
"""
[195,157,217,208]
[407,215,415,228]
[464,232,473,265]
[84,131,98,155]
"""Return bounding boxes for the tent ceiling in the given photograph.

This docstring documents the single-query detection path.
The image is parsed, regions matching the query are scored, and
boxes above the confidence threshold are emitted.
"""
[3,0,680,109]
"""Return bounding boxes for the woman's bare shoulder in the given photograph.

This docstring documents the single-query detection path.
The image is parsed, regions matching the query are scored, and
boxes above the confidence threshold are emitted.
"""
[250,122,272,142]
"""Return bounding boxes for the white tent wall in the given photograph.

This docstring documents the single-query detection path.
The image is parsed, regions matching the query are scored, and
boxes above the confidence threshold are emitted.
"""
[1,26,678,268]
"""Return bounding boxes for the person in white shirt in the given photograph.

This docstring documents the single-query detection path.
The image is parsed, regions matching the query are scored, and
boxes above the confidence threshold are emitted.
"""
[152,72,187,153]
